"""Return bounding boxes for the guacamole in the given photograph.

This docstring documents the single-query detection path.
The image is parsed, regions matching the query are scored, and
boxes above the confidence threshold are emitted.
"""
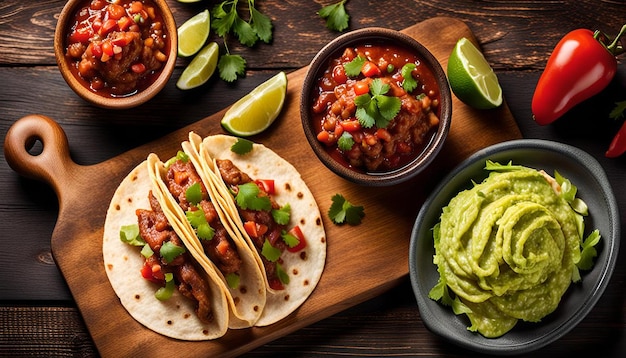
[429,161,599,338]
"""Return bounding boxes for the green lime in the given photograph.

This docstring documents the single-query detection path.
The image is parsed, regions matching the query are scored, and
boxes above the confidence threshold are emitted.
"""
[221,72,288,137]
[447,37,502,109]
[176,42,219,90]
[177,10,210,58]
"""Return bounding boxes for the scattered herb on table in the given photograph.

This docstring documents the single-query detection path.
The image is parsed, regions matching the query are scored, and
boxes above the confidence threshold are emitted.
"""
[318,0,350,32]
[328,194,364,225]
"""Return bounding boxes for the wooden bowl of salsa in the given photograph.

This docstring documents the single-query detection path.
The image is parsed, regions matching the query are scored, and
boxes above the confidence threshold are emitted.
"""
[54,0,177,109]
[301,28,452,186]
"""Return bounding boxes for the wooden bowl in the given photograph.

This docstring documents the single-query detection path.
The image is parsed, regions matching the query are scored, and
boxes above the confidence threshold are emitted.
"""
[300,27,452,186]
[54,0,177,109]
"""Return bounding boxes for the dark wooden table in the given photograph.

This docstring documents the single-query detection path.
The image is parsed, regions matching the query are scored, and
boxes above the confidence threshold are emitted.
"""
[1,0,625,357]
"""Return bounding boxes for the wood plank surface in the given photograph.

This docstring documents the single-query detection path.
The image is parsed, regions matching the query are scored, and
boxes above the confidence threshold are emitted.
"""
[4,17,520,357]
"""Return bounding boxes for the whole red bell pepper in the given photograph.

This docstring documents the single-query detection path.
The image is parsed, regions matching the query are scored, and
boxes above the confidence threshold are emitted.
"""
[532,25,625,126]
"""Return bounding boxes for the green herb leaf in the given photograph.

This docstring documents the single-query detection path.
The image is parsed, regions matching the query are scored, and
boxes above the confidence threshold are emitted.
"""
[236,182,272,211]
[276,262,290,285]
[281,230,299,248]
[160,241,186,263]
[211,1,238,38]
[337,131,355,151]
[343,55,365,77]
[354,79,401,128]
[328,193,365,225]
[233,15,257,46]
[261,239,281,262]
[155,273,175,301]
[165,151,189,167]
[375,94,401,127]
[218,53,246,82]
[249,5,273,43]
[185,182,203,205]
[231,138,254,154]
[120,224,144,246]
[609,100,626,119]
[186,208,215,240]
[271,203,291,225]
[577,229,600,270]
[318,0,349,32]
[140,244,154,258]
[226,272,240,289]
[400,63,418,92]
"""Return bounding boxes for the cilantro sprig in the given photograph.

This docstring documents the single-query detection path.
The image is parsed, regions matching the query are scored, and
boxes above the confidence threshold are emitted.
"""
[235,182,272,210]
[210,0,274,81]
[318,0,350,32]
[609,100,626,119]
[354,78,401,128]
[328,194,364,225]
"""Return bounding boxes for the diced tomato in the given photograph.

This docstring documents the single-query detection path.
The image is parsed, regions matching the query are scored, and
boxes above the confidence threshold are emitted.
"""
[129,1,143,14]
[117,16,132,31]
[268,277,284,290]
[216,239,230,255]
[254,179,275,195]
[353,80,370,95]
[99,19,118,36]
[101,41,114,56]
[111,32,132,47]
[286,225,307,253]
[332,65,348,84]
[90,0,107,11]
[375,128,392,142]
[244,221,268,238]
[131,62,146,73]
[141,261,164,284]
[107,3,126,20]
[69,25,93,44]
[361,61,381,77]
[89,42,102,58]
[340,120,361,132]
[317,130,331,144]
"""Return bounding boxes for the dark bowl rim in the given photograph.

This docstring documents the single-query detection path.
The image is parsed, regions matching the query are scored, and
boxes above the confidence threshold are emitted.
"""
[408,138,620,355]
[53,0,177,110]
[300,27,452,186]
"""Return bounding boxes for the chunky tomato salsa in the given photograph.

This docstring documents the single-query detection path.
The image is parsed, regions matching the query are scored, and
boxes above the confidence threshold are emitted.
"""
[65,0,169,97]
[311,42,441,172]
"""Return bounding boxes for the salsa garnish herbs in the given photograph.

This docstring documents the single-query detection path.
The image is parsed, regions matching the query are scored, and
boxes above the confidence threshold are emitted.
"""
[328,194,364,225]
[318,0,350,32]
[354,78,402,129]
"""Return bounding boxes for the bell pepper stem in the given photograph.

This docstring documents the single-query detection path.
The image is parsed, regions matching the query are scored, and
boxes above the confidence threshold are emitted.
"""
[603,24,626,56]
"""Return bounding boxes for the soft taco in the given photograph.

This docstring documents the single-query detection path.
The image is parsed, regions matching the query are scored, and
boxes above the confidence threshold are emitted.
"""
[194,133,327,326]
[149,143,266,329]
[102,160,229,341]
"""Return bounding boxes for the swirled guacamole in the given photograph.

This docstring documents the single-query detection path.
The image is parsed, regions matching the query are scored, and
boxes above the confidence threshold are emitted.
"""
[429,161,600,338]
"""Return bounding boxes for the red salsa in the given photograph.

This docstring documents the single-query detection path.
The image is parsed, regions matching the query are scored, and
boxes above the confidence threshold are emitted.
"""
[311,43,441,173]
[65,0,170,97]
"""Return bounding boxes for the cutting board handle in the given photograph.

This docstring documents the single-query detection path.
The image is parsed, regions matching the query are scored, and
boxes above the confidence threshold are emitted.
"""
[4,114,77,195]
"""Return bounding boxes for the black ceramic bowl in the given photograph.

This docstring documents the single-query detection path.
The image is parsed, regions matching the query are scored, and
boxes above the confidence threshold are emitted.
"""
[300,27,452,186]
[409,139,620,355]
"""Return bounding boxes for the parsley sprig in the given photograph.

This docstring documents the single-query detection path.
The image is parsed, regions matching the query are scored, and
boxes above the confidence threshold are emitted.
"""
[211,0,274,82]
[318,0,350,32]
[354,79,401,128]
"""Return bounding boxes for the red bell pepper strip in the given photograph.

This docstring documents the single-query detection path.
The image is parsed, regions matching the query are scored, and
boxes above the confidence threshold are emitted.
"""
[531,25,626,125]
[605,121,626,158]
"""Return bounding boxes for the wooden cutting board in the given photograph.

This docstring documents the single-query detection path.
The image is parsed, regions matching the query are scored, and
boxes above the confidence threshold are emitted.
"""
[4,17,521,357]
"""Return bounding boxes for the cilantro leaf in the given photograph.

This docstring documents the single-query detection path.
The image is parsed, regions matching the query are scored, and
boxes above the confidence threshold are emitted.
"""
[400,63,418,92]
[226,272,240,289]
[354,78,401,128]
[328,193,364,225]
[231,138,254,154]
[375,94,401,127]
[318,0,350,32]
[276,262,290,285]
[249,5,273,43]
[120,224,144,246]
[236,182,272,211]
[281,230,299,248]
[343,55,365,77]
[369,77,389,95]
[261,239,281,262]
[337,131,355,151]
[186,207,216,241]
[609,100,626,120]
[185,182,203,205]
[218,53,246,82]
[272,204,291,225]
[160,241,186,263]
[211,1,238,38]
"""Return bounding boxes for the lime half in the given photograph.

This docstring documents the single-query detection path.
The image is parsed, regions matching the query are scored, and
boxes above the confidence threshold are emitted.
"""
[177,42,219,90]
[221,72,288,137]
[447,37,502,109]
[177,10,210,57]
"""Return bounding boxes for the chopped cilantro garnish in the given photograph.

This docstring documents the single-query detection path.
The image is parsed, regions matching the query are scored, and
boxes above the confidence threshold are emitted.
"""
[261,239,281,262]
[609,100,626,120]
[231,138,254,154]
[328,193,364,225]
[160,241,186,263]
[275,262,290,285]
[343,55,365,77]
[186,208,215,241]
[236,182,272,211]
[281,230,299,248]
[318,0,350,32]
[271,204,291,225]
[400,63,418,92]
[226,272,240,289]
[155,273,175,301]
[354,78,401,128]
[120,224,145,246]
[185,182,203,205]
[337,131,355,151]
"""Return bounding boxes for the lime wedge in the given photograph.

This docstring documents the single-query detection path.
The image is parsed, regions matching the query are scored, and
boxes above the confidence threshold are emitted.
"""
[447,37,502,109]
[177,10,210,57]
[177,42,219,90]
[221,72,288,137]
